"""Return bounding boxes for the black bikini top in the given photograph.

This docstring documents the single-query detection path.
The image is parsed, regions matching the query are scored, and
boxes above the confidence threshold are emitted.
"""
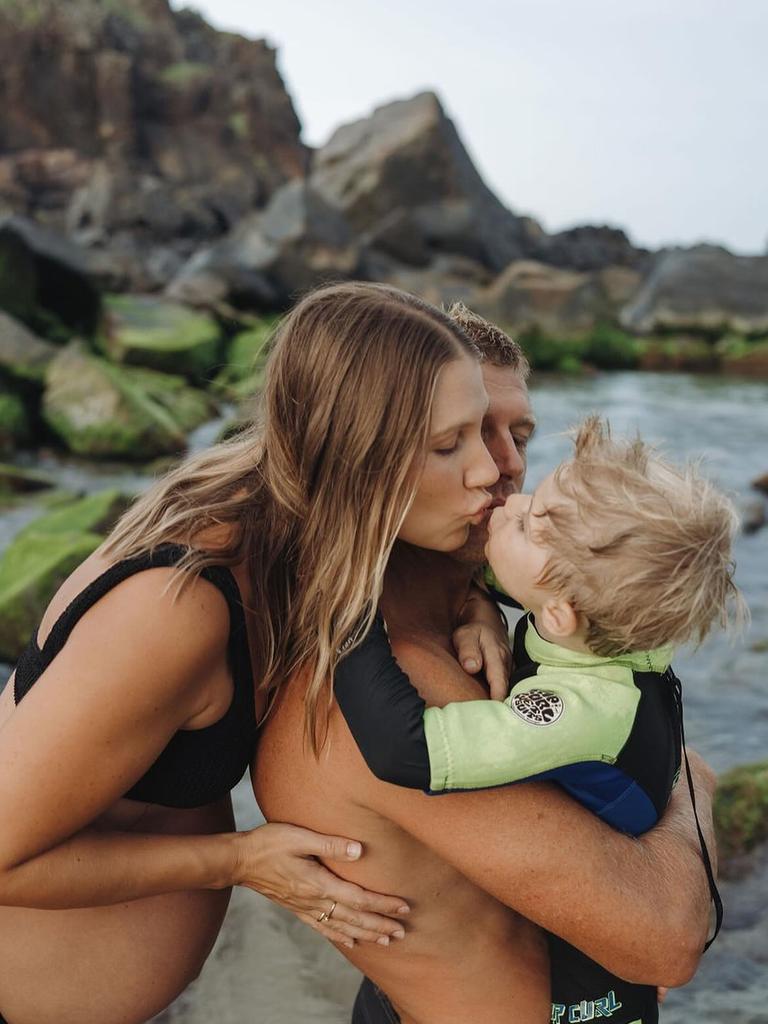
[13,544,257,809]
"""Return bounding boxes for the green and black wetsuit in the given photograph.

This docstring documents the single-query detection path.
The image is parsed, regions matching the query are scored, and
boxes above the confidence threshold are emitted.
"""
[335,611,719,1024]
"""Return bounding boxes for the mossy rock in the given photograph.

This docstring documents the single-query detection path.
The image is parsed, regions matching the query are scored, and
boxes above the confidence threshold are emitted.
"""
[43,342,217,460]
[0,310,58,385]
[0,530,102,660]
[0,489,133,659]
[0,391,29,452]
[0,462,56,505]
[714,761,768,863]
[719,339,768,378]
[14,489,132,543]
[638,337,717,372]
[102,295,223,379]
[211,321,274,398]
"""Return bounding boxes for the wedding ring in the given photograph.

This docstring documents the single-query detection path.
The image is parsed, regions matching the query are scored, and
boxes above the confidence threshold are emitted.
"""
[317,900,338,923]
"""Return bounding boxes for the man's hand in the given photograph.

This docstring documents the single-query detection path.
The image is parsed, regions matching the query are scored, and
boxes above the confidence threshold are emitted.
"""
[453,586,512,700]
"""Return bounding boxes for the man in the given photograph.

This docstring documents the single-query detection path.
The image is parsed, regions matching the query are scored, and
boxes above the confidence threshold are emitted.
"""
[253,307,715,1024]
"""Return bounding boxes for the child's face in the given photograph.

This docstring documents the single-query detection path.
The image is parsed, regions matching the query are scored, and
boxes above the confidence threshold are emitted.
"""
[485,471,565,611]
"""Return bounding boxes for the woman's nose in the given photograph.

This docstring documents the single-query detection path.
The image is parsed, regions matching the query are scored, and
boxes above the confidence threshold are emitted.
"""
[466,441,500,491]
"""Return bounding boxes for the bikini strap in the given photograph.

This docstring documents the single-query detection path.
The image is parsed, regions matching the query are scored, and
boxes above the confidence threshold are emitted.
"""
[36,543,244,668]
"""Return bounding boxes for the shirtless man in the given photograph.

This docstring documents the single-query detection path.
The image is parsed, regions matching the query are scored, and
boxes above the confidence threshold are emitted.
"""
[254,309,715,1024]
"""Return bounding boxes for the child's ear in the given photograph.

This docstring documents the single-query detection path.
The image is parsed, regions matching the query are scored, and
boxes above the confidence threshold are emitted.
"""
[539,596,579,639]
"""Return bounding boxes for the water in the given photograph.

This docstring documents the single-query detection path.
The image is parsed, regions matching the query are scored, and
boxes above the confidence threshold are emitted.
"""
[525,371,768,1021]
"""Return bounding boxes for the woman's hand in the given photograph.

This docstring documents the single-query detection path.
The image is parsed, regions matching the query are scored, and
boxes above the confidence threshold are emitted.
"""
[453,587,512,700]
[234,822,409,949]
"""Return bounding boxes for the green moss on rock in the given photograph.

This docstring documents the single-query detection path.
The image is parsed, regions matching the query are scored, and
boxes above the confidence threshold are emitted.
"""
[43,343,217,460]
[0,489,134,659]
[714,761,768,861]
[0,391,29,452]
[102,295,223,379]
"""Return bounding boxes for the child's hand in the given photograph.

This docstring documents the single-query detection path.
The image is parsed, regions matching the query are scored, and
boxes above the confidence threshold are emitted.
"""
[657,986,669,1004]
[452,621,512,701]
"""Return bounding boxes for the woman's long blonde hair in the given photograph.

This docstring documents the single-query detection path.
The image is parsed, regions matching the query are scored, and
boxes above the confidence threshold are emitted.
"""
[104,282,479,749]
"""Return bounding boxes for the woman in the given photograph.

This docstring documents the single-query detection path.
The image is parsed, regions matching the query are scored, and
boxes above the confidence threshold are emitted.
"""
[0,282,484,1024]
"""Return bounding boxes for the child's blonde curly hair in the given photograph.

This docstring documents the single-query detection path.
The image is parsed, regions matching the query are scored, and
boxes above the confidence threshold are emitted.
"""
[536,415,746,656]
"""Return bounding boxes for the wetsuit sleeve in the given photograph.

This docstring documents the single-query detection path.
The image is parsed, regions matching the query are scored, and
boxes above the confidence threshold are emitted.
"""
[333,612,430,790]
[425,667,638,792]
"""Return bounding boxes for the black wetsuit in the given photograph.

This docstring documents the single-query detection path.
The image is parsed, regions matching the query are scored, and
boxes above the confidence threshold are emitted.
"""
[1,544,257,1024]
[336,612,721,1024]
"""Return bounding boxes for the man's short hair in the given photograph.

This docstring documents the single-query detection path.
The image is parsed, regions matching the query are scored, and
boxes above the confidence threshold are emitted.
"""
[447,302,530,379]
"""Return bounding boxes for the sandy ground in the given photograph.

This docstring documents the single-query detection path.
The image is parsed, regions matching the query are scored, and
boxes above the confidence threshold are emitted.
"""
[151,777,362,1024]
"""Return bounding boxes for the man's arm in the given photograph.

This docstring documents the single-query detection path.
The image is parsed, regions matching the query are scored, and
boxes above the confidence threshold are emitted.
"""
[354,640,714,988]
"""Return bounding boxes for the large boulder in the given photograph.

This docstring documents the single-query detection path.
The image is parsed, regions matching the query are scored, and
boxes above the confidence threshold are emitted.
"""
[168,181,360,309]
[0,489,131,659]
[310,92,539,274]
[102,294,222,378]
[471,260,619,337]
[620,246,768,335]
[43,342,217,459]
[0,0,306,267]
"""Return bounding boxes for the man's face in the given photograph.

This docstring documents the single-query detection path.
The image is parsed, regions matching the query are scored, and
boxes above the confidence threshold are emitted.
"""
[452,362,536,566]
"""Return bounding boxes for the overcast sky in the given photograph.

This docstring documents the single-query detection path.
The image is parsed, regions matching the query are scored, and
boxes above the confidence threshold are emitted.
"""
[176,0,767,254]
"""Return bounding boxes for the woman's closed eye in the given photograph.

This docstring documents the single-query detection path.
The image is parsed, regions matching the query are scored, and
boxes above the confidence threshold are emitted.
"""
[434,436,462,456]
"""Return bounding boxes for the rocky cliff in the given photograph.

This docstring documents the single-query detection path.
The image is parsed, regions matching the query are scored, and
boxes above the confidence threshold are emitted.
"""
[0,0,306,285]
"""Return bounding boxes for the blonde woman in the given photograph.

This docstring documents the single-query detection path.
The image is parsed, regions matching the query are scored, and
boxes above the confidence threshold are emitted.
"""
[0,283,493,1024]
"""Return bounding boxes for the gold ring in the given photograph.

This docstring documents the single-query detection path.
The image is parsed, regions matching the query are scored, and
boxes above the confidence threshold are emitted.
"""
[317,900,338,924]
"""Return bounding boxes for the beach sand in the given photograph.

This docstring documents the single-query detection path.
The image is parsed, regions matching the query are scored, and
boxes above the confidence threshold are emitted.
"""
[152,777,362,1024]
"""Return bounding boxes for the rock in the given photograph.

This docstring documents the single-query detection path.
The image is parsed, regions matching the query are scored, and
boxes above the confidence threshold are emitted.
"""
[212,321,274,398]
[536,224,649,272]
[638,337,719,372]
[470,260,612,337]
[719,340,768,378]
[741,499,766,535]
[169,181,360,309]
[43,342,217,459]
[0,0,307,262]
[311,92,539,273]
[752,473,768,496]
[364,252,492,310]
[102,294,222,378]
[0,216,104,338]
[0,389,29,452]
[0,489,131,660]
[0,309,59,384]
[0,462,56,498]
[620,246,768,335]
[714,761,768,873]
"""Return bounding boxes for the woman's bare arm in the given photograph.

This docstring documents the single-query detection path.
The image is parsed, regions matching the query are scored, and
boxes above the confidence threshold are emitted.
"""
[0,571,407,943]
